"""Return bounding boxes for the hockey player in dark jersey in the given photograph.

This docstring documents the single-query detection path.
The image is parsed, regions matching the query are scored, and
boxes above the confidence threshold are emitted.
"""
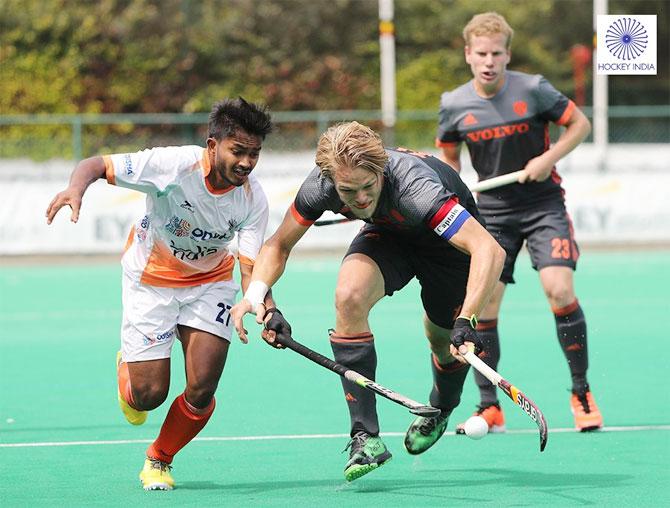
[231,121,505,481]
[436,12,602,434]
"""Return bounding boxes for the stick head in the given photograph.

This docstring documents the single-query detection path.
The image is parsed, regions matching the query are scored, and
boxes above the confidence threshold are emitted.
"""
[409,405,441,417]
[538,411,549,452]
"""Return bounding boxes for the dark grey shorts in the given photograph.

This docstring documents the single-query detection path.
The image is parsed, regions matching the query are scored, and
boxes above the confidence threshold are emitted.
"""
[345,224,470,329]
[480,200,579,284]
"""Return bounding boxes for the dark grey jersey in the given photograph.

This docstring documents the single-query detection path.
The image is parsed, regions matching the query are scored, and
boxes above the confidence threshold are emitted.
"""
[291,148,482,242]
[437,71,575,211]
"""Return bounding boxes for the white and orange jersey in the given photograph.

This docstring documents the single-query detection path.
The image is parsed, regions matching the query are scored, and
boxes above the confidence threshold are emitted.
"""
[103,145,268,288]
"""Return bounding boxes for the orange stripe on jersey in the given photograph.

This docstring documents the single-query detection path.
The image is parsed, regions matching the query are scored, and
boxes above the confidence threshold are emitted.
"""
[103,155,116,185]
[139,240,235,288]
[556,100,576,126]
[435,138,458,148]
[124,227,135,253]
[290,202,315,227]
[238,254,255,267]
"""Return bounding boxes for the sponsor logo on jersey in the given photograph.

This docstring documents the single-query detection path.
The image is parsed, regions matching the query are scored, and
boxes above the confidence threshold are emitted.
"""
[466,122,529,142]
[463,113,478,126]
[169,240,217,261]
[191,227,233,241]
[513,100,528,116]
[165,216,191,237]
[136,215,150,242]
[122,154,134,176]
[180,200,195,213]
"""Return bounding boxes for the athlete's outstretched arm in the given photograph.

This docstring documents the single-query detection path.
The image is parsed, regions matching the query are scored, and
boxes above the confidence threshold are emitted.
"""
[46,156,107,224]
[519,106,591,183]
[231,208,310,343]
[447,217,506,325]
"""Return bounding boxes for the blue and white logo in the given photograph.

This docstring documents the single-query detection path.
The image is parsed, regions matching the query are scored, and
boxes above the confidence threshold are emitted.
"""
[606,17,648,60]
[597,15,656,75]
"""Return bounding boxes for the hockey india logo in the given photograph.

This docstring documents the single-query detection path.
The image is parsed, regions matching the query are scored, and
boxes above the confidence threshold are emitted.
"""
[605,17,648,60]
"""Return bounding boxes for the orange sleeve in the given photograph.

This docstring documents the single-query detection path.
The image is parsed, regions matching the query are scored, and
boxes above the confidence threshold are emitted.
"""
[556,100,576,126]
[290,202,315,227]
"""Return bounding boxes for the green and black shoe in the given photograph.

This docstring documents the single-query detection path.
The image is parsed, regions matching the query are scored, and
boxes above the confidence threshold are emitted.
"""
[343,431,392,482]
[404,411,450,455]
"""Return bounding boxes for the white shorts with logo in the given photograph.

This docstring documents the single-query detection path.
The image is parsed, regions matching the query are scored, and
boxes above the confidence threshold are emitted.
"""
[120,271,240,362]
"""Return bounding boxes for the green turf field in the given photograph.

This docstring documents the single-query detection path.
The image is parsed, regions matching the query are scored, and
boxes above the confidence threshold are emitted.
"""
[1,251,669,506]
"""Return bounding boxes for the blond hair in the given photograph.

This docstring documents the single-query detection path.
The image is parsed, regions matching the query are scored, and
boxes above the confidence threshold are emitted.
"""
[315,122,388,181]
[463,12,514,49]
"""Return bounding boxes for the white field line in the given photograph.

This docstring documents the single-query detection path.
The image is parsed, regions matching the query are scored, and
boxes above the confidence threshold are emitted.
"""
[1,424,669,448]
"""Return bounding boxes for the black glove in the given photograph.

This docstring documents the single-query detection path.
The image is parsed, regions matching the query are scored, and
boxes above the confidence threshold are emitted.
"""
[264,308,292,348]
[451,317,483,354]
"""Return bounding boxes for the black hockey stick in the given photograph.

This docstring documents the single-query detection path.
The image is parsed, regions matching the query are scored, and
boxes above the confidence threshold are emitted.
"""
[275,333,440,417]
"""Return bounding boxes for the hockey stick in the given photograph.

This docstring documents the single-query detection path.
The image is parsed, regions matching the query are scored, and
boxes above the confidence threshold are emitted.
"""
[275,333,441,417]
[313,170,524,227]
[463,350,548,452]
[469,170,524,193]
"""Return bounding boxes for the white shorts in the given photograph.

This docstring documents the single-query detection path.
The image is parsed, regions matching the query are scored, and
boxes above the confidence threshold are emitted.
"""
[120,271,240,362]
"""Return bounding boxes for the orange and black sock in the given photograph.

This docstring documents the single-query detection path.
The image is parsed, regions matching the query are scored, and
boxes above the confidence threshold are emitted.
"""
[429,354,470,413]
[554,300,589,394]
[329,331,379,437]
[147,393,215,464]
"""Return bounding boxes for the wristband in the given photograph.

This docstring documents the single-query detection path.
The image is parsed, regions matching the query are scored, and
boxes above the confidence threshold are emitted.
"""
[244,280,269,307]
[457,314,478,329]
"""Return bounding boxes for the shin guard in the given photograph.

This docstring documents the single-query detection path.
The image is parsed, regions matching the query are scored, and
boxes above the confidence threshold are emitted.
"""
[429,354,470,413]
[554,300,589,393]
[329,331,379,436]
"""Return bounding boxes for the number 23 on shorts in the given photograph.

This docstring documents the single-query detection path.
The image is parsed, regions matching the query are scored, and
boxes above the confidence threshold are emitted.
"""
[550,237,572,259]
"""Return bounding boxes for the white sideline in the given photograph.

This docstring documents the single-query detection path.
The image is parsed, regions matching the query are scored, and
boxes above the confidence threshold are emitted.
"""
[1,424,669,448]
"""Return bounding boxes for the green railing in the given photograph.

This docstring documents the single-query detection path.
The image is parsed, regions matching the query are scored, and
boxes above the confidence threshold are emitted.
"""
[1,106,668,161]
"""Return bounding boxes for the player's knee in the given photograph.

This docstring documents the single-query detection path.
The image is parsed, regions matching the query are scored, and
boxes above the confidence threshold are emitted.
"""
[335,284,372,320]
[425,327,449,345]
[544,285,574,308]
[132,382,169,410]
[185,381,217,409]
[424,329,451,358]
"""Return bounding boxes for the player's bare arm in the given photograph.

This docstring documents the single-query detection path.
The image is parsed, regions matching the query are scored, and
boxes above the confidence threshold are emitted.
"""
[440,144,462,172]
[447,216,505,357]
[519,107,591,183]
[237,260,278,345]
[231,209,309,344]
[46,156,107,224]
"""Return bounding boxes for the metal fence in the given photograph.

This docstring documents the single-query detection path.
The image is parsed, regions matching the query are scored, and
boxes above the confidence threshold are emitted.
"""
[0,106,668,162]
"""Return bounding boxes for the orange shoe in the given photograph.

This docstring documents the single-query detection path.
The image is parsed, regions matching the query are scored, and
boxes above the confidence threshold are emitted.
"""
[456,403,506,434]
[570,391,603,432]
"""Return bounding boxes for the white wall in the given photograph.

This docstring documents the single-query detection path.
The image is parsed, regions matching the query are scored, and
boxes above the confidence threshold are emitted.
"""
[1,143,668,255]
